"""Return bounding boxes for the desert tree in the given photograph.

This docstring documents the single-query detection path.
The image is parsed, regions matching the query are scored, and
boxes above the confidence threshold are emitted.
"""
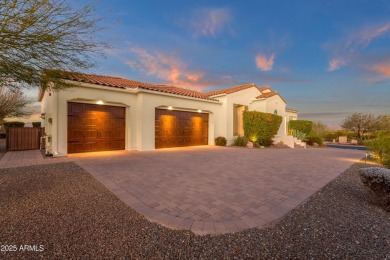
[341,113,377,139]
[0,0,106,91]
[0,86,31,123]
[376,114,390,132]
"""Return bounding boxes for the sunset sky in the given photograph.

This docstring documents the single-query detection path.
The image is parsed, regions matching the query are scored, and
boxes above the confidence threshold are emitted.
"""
[27,0,390,127]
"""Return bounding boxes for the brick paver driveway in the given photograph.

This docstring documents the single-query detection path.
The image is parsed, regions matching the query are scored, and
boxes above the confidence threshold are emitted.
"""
[72,146,364,235]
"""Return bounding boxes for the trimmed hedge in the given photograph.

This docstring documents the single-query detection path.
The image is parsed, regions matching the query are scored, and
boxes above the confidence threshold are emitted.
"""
[243,111,282,147]
[215,136,227,146]
[32,122,41,127]
[233,136,248,147]
[3,121,25,129]
[359,167,390,212]
[289,120,313,135]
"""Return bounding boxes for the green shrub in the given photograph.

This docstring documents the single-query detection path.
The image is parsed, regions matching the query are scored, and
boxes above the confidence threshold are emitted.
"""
[305,136,324,146]
[215,136,227,146]
[291,129,307,140]
[243,111,282,147]
[288,120,313,135]
[359,167,390,212]
[3,121,25,129]
[233,136,248,147]
[323,130,357,142]
[32,122,41,127]
[366,132,390,167]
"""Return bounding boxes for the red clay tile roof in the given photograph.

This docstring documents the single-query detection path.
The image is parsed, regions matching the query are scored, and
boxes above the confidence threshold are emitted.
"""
[256,91,286,103]
[286,108,298,113]
[205,83,257,97]
[60,72,216,101]
[55,72,288,103]
[61,72,155,89]
[140,85,215,100]
[257,86,270,92]
[256,91,277,99]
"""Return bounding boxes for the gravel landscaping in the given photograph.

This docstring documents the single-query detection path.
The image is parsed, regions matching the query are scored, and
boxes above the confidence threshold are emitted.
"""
[1,161,389,259]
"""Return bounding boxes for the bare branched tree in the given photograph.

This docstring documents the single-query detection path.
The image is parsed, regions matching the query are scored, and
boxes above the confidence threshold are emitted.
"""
[0,0,106,91]
[0,86,31,123]
[377,114,390,132]
[341,113,377,139]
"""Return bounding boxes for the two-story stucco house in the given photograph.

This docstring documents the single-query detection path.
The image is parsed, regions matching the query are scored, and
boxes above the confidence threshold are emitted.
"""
[38,72,298,155]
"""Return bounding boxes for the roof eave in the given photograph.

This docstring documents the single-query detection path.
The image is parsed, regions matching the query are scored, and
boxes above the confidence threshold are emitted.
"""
[137,88,221,103]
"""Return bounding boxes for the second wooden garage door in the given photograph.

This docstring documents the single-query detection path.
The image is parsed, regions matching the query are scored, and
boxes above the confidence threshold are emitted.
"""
[68,102,125,153]
[155,108,209,149]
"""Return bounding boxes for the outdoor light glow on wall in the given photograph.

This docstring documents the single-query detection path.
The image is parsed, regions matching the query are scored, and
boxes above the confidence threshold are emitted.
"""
[168,106,173,110]
[96,100,104,105]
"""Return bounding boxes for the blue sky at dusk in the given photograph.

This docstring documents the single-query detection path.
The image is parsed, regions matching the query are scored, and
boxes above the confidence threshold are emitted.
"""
[27,0,390,127]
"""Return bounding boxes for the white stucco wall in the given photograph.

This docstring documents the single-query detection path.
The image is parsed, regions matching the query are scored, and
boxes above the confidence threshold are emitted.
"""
[136,91,221,150]
[212,86,262,144]
[40,81,297,154]
[41,83,137,155]
[264,95,287,136]
[40,82,222,154]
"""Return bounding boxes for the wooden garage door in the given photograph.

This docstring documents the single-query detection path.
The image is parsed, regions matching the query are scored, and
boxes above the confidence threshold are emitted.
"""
[155,108,208,149]
[68,102,125,153]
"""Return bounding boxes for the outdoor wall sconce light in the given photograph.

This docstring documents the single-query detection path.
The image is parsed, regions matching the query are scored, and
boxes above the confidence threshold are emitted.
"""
[197,109,202,113]
[40,113,46,119]
[96,100,104,105]
[168,106,173,110]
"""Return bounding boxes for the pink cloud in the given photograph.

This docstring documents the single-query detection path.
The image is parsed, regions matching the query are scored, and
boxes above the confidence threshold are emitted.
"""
[256,53,275,71]
[326,22,390,71]
[186,73,203,81]
[371,62,390,77]
[125,47,184,85]
[358,23,390,43]
[189,8,232,38]
[125,48,234,91]
[328,58,347,72]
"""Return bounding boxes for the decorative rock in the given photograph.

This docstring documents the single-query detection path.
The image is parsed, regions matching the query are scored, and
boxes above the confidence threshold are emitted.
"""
[247,142,254,148]
[339,136,348,144]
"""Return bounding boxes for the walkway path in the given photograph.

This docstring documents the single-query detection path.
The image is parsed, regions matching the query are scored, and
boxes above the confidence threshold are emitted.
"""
[0,150,72,169]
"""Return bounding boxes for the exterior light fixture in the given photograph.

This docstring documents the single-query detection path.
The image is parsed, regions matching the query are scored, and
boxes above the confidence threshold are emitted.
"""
[96,100,104,105]
[197,109,202,113]
[168,106,173,110]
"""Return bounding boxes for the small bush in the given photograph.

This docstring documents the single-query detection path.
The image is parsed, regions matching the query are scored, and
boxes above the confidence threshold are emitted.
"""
[359,167,390,212]
[3,121,25,129]
[288,120,313,135]
[215,136,227,146]
[32,122,41,127]
[305,136,323,146]
[366,132,390,167]
[243,111,282,147]
[233,136,248,147]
